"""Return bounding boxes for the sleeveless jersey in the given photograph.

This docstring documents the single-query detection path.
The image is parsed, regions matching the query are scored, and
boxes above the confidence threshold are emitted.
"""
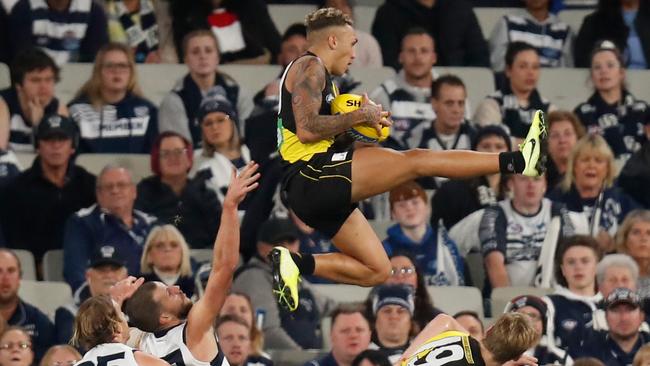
[75,343,138,366]
[277,52,339,165]
[401,331,485,366]
[139,322,229,366]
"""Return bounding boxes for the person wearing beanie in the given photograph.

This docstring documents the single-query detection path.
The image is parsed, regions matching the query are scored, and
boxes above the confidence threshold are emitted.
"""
[505,295,565,364]
[431,125,512,231]
[193,90,252,213]
[368,284,415,364]
[135,130,221,249]
[382,181,465,286]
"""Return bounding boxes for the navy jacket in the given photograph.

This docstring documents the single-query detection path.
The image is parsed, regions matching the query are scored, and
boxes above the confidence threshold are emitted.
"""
[568,329,650,366]
[62,204,156,291]
[8,299,56,363]
[304,353,338,366]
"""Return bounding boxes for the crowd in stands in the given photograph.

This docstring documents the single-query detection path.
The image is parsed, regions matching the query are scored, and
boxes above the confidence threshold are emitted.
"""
[0,0,650,365]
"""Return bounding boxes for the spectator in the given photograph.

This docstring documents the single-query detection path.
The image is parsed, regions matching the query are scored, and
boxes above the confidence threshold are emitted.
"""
[231,218,336,350]
[351,350,391,366]
[0,251,55,362]
[68,43,158,154]
[140,225,195,298]
[219,292,267,359]
[7,0,108,65]
[592,253,642,331]
[63,165,157,291]
[474,41,555,140]
[489,0,574,71]
[544,235,603,349]
[567,288,649,365]
[170,0,281,64]
[452,311,484,341]
[54,245,128,344]
[383,253,444,333]
[480,174,574,292]
[432,125,511,230]
[634,344,650,366]
[504,295,565,364]
[0,327,34,366]
[616,210,650,298]
[105,0,161,63]
[158,30,253,146]
[417,74,477,189]
[39,345,81,366]
[574,40,650,164]
[369,29,437,152]
[135,131,221,249]
[304,303,371,366]
[574,0,650,69]
[320,0,382,67]
[371,0,489,69]
[367,284,414,364]
[547,134,639,252]
[0,114,96,262]
[546,110,586,189]
[0,48,67,152]
[383,181,465,286]
[216,314,273,366]
[618,143,650,208]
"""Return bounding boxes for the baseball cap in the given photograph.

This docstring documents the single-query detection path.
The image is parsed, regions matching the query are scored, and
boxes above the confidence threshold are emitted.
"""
[257,218,301,245]
[605,288,641,309]
[197,89,238,124]
[389,181,427,209]
[371,284,415,316]
[36,114,76,141]
[89,245,126,268]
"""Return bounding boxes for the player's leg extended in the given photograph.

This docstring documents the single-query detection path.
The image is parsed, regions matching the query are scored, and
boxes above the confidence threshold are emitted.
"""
[311,209,391,285]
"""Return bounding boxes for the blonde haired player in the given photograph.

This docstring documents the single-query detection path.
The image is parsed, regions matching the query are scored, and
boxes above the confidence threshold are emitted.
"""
[399,313,539,366]
[272,7,548,311]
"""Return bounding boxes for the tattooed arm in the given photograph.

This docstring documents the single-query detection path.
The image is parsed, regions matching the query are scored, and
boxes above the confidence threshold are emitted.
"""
[291,56,388,143]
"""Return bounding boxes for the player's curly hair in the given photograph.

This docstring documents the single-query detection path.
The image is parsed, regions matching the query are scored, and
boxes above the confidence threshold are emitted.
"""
[305,7,353,34]
[483,312,539,364]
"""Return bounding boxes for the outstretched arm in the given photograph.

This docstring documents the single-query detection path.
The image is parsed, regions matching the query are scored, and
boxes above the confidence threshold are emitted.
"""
[185,162,260,343]
[290,56,390,143]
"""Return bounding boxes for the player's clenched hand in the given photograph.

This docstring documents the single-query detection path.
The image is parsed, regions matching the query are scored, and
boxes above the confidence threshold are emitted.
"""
[502,354,538,366]
[359,93,392,137]
[223,161,260,208]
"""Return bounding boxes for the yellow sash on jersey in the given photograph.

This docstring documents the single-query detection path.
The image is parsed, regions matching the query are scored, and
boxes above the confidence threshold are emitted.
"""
[401,330,476,366]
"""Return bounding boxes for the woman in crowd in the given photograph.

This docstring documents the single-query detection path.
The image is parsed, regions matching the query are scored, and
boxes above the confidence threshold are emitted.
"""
[547,134,639,252]
[544,235,602,350]
[158,30,252,146]
[573,40,650,164]
[219,292,267,359]
[215,315,272,366]
[546,110,586,189]
[68,43,158,153]
[474,41,555,140]
[136,131,220,249]
[616,209,650,298]
[194,92,252,211]
[0,327,33,366]
[574,0,650,69]
[378,252,444,333]
[140,225,196,298]
[39,345,81,366]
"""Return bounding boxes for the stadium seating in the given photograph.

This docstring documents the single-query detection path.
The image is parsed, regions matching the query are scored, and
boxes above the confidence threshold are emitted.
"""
[537,67,592,110]
[465,252,485,292]
[311,283,372,303]
[268,4,316,34]
[353,6,379,34]
[14,249,37,281]
[189,248,213,264]
[368,220,393,239]
[75,153,151,182]
[349,65,396,96]
[220,64,282,96]
[490,286,554,316]
[19,280,72,320]
[558,9,591,34]
[42,249,64,282]
[267,349,329,366]
[474,7,520,37]
[627,69,650,103]
[427,286,484,318]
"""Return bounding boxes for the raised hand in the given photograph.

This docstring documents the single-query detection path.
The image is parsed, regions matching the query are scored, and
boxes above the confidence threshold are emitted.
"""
[26,97,46,126]
[223,161,260,208]
[110,276,145,307]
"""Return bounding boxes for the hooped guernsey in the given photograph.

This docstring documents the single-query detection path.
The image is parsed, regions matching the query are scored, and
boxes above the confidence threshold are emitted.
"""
[401,331,485,366]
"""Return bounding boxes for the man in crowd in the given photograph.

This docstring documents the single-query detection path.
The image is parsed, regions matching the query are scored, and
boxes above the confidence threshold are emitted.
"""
[368,284,414,364]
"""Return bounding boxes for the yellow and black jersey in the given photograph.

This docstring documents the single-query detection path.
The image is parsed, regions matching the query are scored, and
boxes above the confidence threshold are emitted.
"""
[401,331,485,366]
[277,51,339,166]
